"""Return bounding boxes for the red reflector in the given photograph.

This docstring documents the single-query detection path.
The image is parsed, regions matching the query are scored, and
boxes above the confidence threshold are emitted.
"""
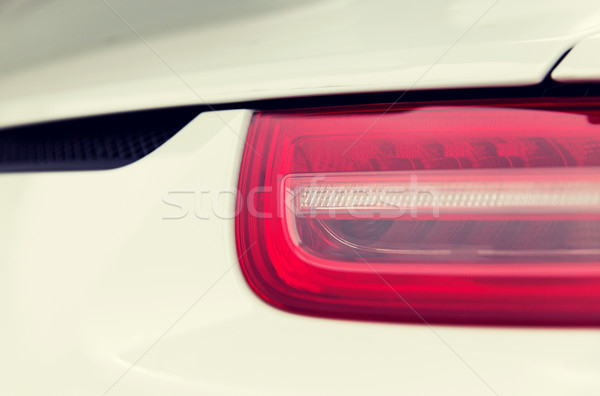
[235,99,600,325]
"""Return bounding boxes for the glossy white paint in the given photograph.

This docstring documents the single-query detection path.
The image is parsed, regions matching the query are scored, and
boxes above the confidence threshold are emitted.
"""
[552,32,600,83]
[1,110,599,396]
[3,0,600,128]
[3,1,600,395]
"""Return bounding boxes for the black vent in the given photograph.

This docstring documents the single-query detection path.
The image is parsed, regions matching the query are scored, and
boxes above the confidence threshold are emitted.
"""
[0,107,200,172]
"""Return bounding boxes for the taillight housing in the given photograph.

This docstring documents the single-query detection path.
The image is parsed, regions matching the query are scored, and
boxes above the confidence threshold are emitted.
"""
[235,99,600,325]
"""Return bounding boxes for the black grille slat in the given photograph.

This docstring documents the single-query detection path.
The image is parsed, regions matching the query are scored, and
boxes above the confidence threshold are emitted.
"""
[0,107,200,172]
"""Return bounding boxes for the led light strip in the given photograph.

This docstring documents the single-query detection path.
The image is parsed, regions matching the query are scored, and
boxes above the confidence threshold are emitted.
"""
[285,168,600,216]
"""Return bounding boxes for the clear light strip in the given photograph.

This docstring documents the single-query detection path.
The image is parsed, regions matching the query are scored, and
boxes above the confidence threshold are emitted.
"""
[284,168,600,216]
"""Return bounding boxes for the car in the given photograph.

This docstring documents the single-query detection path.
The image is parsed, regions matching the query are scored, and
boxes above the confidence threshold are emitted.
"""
[1,0,600,395]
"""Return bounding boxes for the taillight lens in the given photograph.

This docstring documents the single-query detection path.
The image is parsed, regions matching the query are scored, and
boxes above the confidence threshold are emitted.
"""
[235,99,600,325]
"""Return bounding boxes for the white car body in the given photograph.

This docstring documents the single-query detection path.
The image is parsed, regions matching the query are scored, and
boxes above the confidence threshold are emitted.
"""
[1,1,600,395]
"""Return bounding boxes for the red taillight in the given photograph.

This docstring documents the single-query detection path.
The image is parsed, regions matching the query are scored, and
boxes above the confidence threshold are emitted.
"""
[235,99,600,325]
